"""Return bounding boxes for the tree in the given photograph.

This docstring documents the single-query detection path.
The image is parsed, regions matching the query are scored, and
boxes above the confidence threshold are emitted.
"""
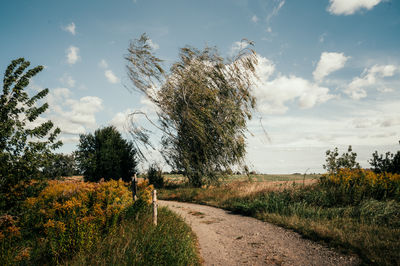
[42,153,79,178]
[75,126,137,182]
[125,34,258,186]
[323,146,360,174]
[369,141,400,174]
[0,58,62,192]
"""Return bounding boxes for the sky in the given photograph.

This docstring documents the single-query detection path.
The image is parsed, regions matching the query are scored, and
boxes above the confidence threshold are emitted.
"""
[1,0,399,173]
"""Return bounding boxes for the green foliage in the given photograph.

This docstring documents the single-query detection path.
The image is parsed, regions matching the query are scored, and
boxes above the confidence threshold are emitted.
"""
[75,126,137,182]
[369,141,400,174]
[42,153,79,178]
[323,146,360,174]
[0,58,61,207]
[146,163,164,188]
[126,34,258,187]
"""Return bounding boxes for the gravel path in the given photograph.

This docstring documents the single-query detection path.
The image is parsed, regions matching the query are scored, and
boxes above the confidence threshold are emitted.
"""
[159,200,360,266]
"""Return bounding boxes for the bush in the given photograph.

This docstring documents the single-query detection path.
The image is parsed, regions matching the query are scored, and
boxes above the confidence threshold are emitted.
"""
[369,141,400,174]
[147,164,164,188]
[321,168,400,203]
[323,146,360,174]
[0,179,153,264]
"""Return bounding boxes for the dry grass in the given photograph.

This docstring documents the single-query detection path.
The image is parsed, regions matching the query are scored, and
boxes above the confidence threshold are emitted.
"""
[223,179,317,196]
[160,179,317,207]
[62,175,84,182]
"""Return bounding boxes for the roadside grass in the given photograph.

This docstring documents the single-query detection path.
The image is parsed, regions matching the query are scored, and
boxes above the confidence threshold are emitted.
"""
[69,206,201,266]
[159,172,400,265]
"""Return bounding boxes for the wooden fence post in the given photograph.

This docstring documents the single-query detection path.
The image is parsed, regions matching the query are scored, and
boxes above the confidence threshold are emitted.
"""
[153,189,157,225]
[131,173,137,201]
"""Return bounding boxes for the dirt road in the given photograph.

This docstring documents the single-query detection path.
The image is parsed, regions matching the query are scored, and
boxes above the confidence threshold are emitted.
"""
[159,200,360,266]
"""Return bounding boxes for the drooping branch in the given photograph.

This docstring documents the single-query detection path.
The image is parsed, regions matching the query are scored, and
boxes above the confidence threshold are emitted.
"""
[125,35,259,185]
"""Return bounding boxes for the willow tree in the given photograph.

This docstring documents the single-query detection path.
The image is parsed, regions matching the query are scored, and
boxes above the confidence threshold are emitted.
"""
[126,34,258,186]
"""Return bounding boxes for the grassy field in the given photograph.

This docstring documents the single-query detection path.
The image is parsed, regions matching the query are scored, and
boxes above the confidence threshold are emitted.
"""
[159,172,400,265]
[161,173,320,186]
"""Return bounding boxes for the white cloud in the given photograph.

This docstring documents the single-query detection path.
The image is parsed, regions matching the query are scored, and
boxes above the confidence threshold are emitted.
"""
[253,56,334,114]
[230,41,249,56]
[62,22,76,35]
[345,64,397,99]
[244,99,400,173]
[313,52,350,82]
[377,87,394,93]
[267,0,285,22]
[59,74,75,87]
[98,59,108,69]
[104,70,120,84]
[46,88,103,136]
[100,60,120,84]
[263,0,285,33]
[66,46,80,64]
[111,109,135,133]
[327,0,383,15]
[251,15,259,23]
[148,39,159,50]
[59,136,80,144]
[139,96,158,115]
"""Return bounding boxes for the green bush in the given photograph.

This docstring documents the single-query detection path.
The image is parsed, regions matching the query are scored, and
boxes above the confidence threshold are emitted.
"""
[147,163,164,188]
[369,141,400,174]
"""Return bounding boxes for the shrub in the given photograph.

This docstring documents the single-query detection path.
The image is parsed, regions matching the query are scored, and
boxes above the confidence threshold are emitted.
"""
[0,179,153,264]
[147,164,164,188]
[323,146,360,174]
[369,141,400,174]
[321,168,400,203]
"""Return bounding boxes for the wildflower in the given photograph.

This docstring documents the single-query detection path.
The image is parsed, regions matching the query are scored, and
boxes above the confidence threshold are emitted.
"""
[15,247,31,261]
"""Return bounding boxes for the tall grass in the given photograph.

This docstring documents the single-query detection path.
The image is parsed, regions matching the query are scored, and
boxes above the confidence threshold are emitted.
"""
[159,169,400,265]
[70,207,201,266]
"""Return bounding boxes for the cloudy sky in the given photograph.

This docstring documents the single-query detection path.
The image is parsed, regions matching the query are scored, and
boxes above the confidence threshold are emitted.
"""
[1,0,399,173]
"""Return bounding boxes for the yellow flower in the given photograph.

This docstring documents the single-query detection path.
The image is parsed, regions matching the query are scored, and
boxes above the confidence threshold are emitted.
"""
[15,247,31,261]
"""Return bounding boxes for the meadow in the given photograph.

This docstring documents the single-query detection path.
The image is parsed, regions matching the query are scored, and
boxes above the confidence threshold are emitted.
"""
[159,171,400,265]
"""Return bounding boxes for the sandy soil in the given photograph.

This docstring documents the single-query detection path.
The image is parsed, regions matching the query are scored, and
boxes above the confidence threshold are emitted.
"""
[159,200,360,266]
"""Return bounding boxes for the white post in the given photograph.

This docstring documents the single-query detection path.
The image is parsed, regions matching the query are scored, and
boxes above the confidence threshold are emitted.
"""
[153,189,157,225]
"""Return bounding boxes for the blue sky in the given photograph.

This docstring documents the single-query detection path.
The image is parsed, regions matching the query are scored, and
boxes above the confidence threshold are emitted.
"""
[1,0,399,173]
